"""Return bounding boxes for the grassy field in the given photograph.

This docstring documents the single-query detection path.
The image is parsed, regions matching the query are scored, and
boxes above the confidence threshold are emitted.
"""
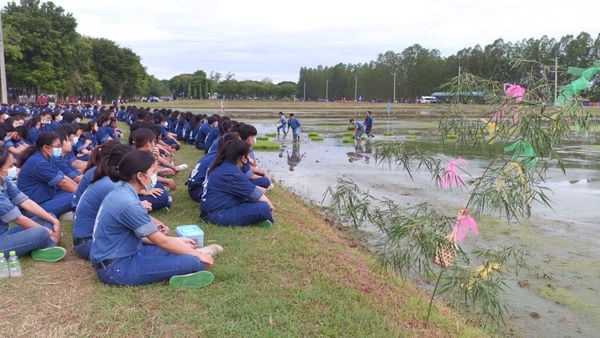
[0,128,485,336]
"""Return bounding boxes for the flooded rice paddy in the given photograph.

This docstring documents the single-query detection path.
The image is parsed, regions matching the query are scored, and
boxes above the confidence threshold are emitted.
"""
[246,117,600,337]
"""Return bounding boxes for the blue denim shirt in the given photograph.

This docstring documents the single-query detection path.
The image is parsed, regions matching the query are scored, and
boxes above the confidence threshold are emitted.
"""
[90,182,158,265]
[72,166,96,209]
[288,118,300,129]
[188,153,216,192]
[17,151,65,205]
[72,176,119,240]
[0,178,29,234]
[201,162,263,214]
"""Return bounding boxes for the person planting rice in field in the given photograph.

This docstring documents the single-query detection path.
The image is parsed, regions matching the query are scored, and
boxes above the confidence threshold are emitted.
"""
[276,112,287,136]
[349,118,365,148]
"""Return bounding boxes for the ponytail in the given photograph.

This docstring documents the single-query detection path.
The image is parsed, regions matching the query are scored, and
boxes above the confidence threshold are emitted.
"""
[208,139,249,175]
[91,144,131,184]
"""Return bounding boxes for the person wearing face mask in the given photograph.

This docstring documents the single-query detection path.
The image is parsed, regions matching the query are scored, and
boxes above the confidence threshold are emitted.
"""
[157,116,180,150]
[17,132,78,217]
[54,130,83,183]
[40,112,54,132]
[130,128,173,210]
[201,140,274,227]
[91,150,221,287]
[50,112,62,131]
[0,147,66,261]
[195,114,219,151]
[72,145,132,260]
[75,121,99,162]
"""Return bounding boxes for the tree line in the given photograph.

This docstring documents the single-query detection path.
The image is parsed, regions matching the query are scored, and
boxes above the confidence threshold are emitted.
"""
[298,32,600,101]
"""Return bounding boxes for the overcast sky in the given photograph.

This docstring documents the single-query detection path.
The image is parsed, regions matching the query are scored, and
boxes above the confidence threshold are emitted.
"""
[47,0,600,82]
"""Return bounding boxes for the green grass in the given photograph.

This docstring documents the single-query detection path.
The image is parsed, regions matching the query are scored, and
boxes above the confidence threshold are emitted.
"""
[342,132,354,137]
[307,132,319,137]
[309,135,324,141]
[383,131,393,136]
[264,133,277,137]
[253,140,280,150]
[405,135,417,140]
[347,125,355,131]
[0,124,484,336]
[256,136,269,141]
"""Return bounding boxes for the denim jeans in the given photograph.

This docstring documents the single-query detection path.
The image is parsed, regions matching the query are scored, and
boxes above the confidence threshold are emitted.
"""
[73,238,92,260]
[291,128,300,141]
[251,177,270,189]
[204,202,273,226]
[277,124,287,135]
[95,245,204,286]
[0,217,56,257]
[37,190,74,217]
[138,183,171,210]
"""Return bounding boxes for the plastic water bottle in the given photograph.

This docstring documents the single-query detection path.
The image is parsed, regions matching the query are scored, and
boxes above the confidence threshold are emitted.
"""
[8,251,22,277]
[0,253,9,278]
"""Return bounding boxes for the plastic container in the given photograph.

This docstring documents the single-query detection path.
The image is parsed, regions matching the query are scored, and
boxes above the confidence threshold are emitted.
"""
[8,251,21,277]
[0,253,9,278]
[176,225,204,248]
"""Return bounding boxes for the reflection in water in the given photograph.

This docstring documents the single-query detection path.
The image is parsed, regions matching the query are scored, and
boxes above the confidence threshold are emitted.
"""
[287,142,305,171]
[347,140,372,164]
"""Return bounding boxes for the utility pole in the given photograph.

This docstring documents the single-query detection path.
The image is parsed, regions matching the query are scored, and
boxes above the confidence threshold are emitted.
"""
[354,75,357,102]
[0,13,7,104]
[303,82,306,102]
[554,57,558,103]
[393,73,396,103]
[325,79,329,101]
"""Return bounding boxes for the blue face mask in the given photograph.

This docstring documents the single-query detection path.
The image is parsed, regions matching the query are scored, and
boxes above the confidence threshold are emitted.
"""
[142,173,157,191]
[52,147,62,158]
[5,166,17,180]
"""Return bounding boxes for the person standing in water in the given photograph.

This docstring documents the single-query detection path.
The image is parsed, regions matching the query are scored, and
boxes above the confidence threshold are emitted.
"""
[276,112,287,136]
[287,113,301,142]
[364,111,374,138]
[349,118,365,148]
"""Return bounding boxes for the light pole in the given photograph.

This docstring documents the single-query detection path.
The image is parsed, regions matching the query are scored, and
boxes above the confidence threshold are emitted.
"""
[354,75,357,102]
[393,73,396,103]
[0,12,7,104]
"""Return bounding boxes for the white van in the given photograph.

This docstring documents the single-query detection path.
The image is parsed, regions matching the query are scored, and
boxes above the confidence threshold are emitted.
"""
[419,96,438,104]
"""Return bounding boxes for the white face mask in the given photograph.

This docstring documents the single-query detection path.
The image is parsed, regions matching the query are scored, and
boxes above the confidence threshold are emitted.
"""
[57,115,63,122]
[71,137,79,146]
[5,166,17,180]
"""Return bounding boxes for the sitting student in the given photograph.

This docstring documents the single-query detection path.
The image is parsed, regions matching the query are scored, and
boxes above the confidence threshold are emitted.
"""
[72,144,131,260]
[130,128,172,210]
[201,140,274,227]
[206,119,233,155]
[188,132,240,202]
[74,121,98,161]
[237,124,272,189]
[25,116,42,145]
[0,148,66,261]
[17,132,78,217]
[203,116,229,154]
[157,116,180,150]
[90,150,220,287]
[2,122,30,159]
[195,114,219,151]
[72,140,118,210]
[55,128,83,183]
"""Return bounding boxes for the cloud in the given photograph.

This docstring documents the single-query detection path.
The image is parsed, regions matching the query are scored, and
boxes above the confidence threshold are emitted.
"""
[49,0,600,82]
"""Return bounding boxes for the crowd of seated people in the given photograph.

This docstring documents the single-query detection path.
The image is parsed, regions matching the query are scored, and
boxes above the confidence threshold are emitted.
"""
[0,103,275,288]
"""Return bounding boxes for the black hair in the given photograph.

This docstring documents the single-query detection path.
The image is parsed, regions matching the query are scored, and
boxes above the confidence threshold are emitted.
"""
[92,144,131,184]
[207,115,218,125]
[349,119,355,123]
[1,121,15,133]
[0,128,6,142]
[20,131,59,164]
[279,112,283,115]
[0,147,10,169]
[208,139,249,175]
[84,139,119,173]
[108,150,155,183]
[131,128,156,149]
[237,124,258,141]
[367,111,372,115]
[289,113,295,117]
[218,119,233,135]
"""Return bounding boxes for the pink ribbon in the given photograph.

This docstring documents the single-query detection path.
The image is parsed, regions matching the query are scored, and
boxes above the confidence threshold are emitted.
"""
[439,158,468,189]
